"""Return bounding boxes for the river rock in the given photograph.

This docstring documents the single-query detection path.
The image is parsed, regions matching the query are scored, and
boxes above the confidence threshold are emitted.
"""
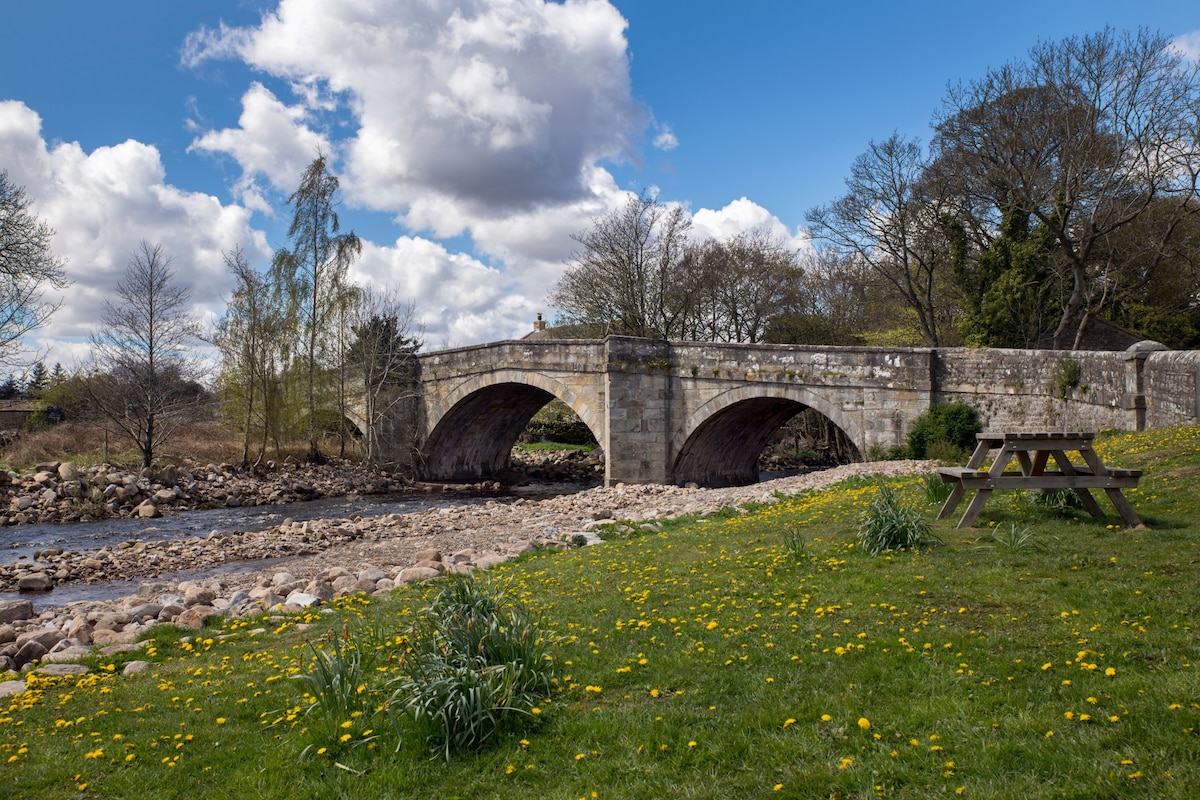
[0,624,15,644]
[176,605,220,629]
[58,462,79,482]
[0,679,26,697]
[17,572,54,592]
[0,599,34,624]
[396,566,440,584]
[42,646,92,664]
[16,627,66,651]
[283,590,320,608]
[123,660,150,675]
[38,663,89,676]
[136,501,162,519]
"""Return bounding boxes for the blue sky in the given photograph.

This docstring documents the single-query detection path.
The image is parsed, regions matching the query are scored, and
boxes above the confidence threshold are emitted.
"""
[2,1,1198,366]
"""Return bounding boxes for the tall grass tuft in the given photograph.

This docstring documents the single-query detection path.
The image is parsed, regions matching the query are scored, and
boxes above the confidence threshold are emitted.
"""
[855,482,940,555]
[290,625,396,760]
[389,575,558,761]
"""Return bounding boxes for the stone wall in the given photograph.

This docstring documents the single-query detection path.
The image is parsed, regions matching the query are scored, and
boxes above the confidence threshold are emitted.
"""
[933,348,1140,433]
[1144,350,1200,428]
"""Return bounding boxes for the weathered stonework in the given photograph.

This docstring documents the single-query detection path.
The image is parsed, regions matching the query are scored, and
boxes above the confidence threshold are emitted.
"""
[398,337,1200,488]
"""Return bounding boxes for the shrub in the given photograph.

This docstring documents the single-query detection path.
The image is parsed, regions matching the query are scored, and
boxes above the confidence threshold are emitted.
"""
[906,402,982,460]
[389,576,557,761]
[855,482,940,555]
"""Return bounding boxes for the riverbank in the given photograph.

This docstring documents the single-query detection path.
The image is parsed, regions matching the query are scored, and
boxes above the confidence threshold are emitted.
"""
[0,460,933,672]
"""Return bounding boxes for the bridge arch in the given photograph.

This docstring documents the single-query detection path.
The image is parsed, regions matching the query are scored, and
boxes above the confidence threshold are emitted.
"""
[671,384,865,487]
[421,369,604,482]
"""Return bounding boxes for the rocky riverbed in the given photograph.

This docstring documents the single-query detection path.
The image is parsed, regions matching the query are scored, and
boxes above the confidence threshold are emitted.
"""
[0,459,933,675]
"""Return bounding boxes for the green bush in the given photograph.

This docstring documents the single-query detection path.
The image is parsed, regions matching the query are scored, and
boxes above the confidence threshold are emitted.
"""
[855,482,940,555]
[906,402,981,460]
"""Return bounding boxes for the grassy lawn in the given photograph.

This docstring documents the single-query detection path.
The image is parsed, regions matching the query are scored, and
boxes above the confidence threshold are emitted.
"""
[2,427,1198,799]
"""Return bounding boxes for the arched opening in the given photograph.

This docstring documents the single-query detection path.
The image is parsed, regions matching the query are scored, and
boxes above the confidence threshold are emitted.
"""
[422,383,603,482]
[672,398,859,487]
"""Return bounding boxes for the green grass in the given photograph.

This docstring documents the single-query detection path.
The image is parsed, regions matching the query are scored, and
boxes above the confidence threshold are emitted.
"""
[2,427,1199,798]
[513,441,598,453]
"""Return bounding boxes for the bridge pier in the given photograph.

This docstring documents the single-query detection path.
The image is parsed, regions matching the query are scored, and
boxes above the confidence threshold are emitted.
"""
[603,338,673,485]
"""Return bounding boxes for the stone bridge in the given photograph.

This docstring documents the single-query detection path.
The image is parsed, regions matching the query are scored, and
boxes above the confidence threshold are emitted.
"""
[405,336,1200,488]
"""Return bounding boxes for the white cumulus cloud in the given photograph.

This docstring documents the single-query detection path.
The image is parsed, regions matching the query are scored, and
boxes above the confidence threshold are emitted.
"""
[0,101,269,368]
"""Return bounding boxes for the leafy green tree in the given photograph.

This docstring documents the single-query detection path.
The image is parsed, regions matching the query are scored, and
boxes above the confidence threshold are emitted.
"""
[933,28,1200,349]
[272,154,362,462]
[215,246,292,465]
[24,360,48,396]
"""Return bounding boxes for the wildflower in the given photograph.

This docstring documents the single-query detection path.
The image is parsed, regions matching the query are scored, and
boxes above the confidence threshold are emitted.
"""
[857,717,871,731]
[783,718,796,728]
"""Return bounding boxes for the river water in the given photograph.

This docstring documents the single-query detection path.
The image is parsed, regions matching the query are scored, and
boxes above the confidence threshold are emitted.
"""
[0,481,596,610]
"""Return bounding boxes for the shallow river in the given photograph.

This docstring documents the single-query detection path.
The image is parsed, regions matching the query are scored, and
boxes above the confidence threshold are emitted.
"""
[0,481,595,610]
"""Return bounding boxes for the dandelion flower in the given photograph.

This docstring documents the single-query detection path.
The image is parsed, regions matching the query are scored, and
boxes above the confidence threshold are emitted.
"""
[857,717,871,730]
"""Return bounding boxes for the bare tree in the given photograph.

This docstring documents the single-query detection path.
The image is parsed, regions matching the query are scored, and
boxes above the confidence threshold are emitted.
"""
[345,286,422,463]
[806,134,959,346]
[685,230,804,343]
[934,28,1200,348]
[0,171,69,368]
[272,154,362,461]
[88,241,205,468]
[551,192,692,339]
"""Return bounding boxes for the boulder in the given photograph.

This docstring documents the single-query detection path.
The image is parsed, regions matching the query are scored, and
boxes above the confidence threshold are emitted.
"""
[91,629,138,647]
[136,501,162,519]
[42,646,93,664]
[12,639,47,668]
[396,566,440,584]
[37,663,89,676]
[0,599,34,624]
[16,627,66,652]
[183,585,216,607]
[304,580,335,602]
[283,591,320,608]
[0,680,26,698]
[157,603,186,622]
[176,605,220,629]
[123,660,150,676]
[16,572,54,592]
[58,462,79,482]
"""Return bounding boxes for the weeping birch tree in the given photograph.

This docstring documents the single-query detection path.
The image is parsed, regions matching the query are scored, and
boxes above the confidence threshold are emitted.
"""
[272,154,362,462]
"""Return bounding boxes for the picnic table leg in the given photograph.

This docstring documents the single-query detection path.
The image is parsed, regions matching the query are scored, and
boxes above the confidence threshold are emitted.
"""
[1048,449,1106,520]
[937,483,967,520]
[1076,447,1143,525]
[957,489,992,529]
[1103,489,1144,528]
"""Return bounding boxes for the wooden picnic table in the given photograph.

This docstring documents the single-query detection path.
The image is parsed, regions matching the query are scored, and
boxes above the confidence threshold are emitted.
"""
[936,431,1143,530]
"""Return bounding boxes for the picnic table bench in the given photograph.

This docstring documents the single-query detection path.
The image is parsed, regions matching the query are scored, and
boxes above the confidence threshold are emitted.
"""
[936,432,1144,530]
